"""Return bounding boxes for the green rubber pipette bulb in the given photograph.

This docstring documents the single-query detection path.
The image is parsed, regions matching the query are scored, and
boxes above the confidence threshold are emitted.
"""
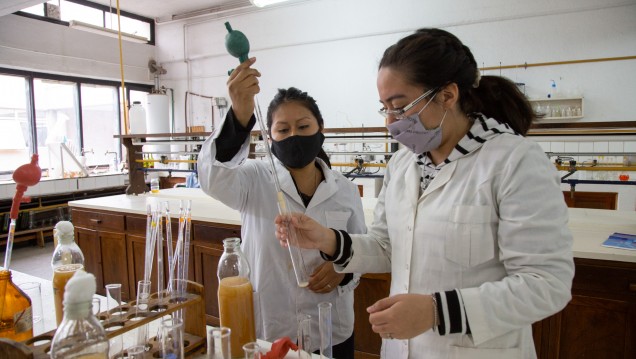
[225,22,250,63]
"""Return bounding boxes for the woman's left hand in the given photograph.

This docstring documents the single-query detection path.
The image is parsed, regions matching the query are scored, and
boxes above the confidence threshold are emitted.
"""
[308,261,344,294]
[367,294,435,340]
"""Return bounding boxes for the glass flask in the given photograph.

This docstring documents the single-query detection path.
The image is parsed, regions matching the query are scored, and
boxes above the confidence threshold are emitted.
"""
[0,269,33,342]
[217,237,256,358]
[50,271,109,358]
[51,221,85,326]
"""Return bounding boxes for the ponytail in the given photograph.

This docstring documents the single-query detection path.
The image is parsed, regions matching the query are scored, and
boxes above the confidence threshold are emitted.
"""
[461,76,536,135]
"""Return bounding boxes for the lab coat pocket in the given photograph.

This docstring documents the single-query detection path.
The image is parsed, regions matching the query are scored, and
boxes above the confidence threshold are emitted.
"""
[325,210,351,231]
[445,205,495,268]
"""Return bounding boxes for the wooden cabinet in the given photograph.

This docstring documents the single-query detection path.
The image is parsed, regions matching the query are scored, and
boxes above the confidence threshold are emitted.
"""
[192,222,241,326]
[563,191,618,210]
[72,209,129,300]
[354,273,391,359]
[534,258,636,358]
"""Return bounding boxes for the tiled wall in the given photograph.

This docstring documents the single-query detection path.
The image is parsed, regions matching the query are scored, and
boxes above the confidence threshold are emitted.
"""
[0,174,128,200]
[533,139,636,164]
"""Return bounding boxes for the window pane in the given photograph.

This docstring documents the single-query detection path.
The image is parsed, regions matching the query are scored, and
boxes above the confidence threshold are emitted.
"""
[59,0,103,27]
[105,14,150,40]
[81,84,120,168]
[33,79,79,178]
[0,75,31,176]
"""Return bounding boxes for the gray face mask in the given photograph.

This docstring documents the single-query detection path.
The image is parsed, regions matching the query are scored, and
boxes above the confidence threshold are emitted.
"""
[387,93,446,154]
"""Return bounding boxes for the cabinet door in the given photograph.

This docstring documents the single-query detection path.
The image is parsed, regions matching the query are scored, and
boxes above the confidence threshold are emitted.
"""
[100,230,130,301]
[193,243,223,326]
[552,295,634,358]
[75,227,104,296]
[354,273,391,358]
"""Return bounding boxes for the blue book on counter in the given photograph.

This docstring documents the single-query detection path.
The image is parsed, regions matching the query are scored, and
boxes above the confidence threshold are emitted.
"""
[601,232,636,251]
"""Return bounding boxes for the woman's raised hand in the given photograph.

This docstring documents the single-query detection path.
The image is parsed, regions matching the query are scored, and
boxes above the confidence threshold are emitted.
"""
[227,57,261,126]
[274,213,338,256]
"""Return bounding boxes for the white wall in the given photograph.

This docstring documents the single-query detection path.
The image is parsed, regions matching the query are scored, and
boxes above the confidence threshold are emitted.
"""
[154,0,636,132]
[0,14,154,83]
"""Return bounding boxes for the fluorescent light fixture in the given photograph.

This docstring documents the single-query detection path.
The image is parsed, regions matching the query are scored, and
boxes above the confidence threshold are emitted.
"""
[250,0,293,7]
[68,20,148,44]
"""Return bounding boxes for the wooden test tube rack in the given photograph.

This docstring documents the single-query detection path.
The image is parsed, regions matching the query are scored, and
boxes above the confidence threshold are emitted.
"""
[1,281,206,359]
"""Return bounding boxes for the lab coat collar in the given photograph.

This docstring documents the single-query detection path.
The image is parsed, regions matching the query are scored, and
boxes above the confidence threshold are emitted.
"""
[422,160,457,198]
[273,157,337,209]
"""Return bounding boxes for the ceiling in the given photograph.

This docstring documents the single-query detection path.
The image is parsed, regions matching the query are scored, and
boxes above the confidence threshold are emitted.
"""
[1,0,278,22]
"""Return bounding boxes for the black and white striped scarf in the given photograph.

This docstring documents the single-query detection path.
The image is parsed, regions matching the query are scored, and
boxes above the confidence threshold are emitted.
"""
[417,113,520,192]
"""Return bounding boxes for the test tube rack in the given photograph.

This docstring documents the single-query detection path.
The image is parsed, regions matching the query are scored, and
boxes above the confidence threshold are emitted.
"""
[2,280,206,359]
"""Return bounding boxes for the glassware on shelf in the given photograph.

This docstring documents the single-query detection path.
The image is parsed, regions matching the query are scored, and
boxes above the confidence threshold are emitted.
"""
[51,221,85,326]
[217,238,256,356]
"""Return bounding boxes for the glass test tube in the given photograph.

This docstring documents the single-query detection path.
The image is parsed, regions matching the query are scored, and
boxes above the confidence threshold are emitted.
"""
[253,96,309,287]
[208,327,232,359]
[242,342,261,359]
[318,302,332,359]
[105,283,123,358]
[136,279,151,348]
[297,313,312,359]
[161,317,185,359]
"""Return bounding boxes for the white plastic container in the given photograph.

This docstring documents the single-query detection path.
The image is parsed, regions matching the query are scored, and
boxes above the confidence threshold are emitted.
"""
[129,101,147,134]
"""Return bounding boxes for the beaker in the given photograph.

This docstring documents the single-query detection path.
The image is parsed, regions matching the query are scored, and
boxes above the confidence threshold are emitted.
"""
[318,302,332,359]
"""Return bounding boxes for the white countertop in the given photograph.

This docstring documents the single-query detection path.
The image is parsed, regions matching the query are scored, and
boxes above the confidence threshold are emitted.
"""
[69,188,636,263]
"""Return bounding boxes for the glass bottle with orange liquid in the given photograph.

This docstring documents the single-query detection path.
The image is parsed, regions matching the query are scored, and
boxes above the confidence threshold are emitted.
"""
[0,269,33,342]
[51,221,85,326]
[51,269,109,358]
[217,237,256,358]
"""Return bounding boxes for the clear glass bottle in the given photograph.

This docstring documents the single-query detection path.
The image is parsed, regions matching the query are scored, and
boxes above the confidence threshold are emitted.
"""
[0,269,33,342]
[217,238,255,357]
[50,270,109,359]
[52,221,85,326]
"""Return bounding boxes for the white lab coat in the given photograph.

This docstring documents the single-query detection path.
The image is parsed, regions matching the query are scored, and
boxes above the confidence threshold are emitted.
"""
[339,133,574,358]
[197,128,366,351]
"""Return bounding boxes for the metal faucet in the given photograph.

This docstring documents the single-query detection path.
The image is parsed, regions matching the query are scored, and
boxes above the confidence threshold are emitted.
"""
[81,148,94,155]
[105,151,119,172]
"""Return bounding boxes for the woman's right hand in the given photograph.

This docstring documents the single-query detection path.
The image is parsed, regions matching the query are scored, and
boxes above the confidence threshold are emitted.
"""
[274,213,338,257]
[227,57,261,126]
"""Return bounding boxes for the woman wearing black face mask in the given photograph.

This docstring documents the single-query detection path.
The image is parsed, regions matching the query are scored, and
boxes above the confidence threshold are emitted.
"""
[197,58,365,358]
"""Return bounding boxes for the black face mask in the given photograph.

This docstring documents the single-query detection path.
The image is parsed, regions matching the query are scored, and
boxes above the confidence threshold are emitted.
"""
[270,132,325,169]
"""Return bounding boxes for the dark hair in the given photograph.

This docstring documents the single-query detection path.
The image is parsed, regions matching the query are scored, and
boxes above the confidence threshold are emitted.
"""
[379,28,535,135]
[266,87,331,167]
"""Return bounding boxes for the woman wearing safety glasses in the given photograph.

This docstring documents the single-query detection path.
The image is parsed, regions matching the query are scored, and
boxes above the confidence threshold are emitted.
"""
[275,28,574,358]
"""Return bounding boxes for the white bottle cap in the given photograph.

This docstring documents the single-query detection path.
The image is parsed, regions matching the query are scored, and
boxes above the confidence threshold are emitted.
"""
[55,221,75,244]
